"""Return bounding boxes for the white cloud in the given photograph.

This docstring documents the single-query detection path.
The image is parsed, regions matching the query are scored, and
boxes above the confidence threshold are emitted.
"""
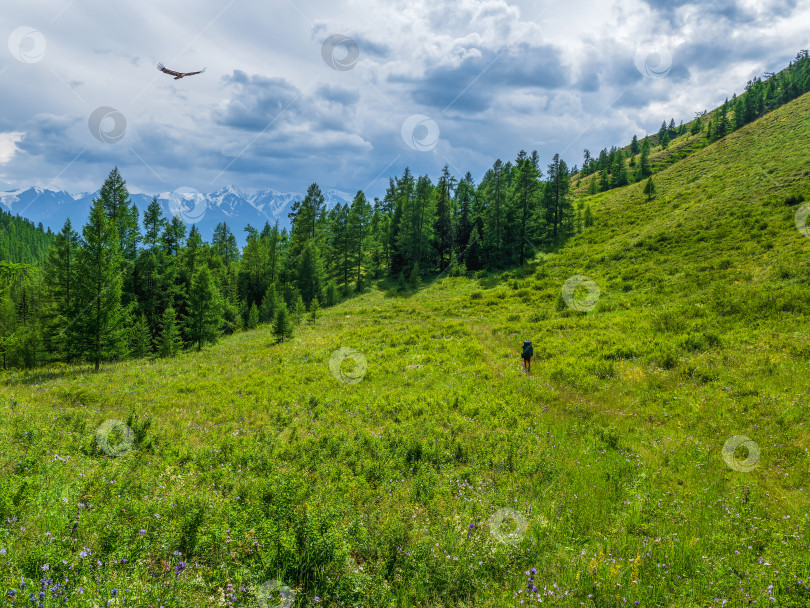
[0,0,806,196]
[0,132,24,163]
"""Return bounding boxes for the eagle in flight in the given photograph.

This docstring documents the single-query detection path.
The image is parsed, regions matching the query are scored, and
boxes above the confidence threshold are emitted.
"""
[156,62,206,80]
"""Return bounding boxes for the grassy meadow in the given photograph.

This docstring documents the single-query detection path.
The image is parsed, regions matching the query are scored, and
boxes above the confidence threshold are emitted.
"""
[1,95,810,607]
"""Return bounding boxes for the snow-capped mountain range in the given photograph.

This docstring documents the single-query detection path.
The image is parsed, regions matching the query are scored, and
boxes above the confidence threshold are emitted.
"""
[0,186,353,247]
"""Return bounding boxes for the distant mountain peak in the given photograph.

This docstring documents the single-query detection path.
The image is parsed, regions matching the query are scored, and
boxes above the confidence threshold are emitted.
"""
[0,184,352,247]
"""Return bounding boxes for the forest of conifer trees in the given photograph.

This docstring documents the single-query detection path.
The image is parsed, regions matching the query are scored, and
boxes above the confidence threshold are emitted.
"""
[0,50,807,370]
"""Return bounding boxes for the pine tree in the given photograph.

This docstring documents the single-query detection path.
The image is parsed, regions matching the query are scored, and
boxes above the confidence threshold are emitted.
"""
[158,306,183,357]
[454,172,475,262]
[482,160,506,263]
[0,292,17,369]
[297,242,325,307]
[584,204,594,227]
[611,149,629,188]
[41,219,80,362]
[691,112,704,135]
[542,154,572,245]
[246,303,259,330]
[97,167,140,261]
[288,183,326,260]
[644,177,656,201]
[273,302,294,343]
[143,197,167,251]
[72,200,128,371]
[599,168,610,192]
[433,165,455,271]
[511,153,542,264]
[308,298,319,324]
[348,189,371,288]
[162,215,187,256]
[630,135,640,155]
[325,281,338,307]
[186,265,223,351]
[259,284,280,323]
[293,293,305,325]
[638,137,652,179]
[408,262,421,290]
[212,223,239,266]
[130,313,152,358]
[238,225,269,311]
[588,175,598,195]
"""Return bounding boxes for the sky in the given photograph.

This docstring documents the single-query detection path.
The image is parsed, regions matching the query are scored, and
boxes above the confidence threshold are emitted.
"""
[0,0,807,199]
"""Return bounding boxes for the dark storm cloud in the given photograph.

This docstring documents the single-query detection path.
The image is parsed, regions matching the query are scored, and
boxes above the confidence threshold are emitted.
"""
[214,70,306,131]
[390,43,568,112]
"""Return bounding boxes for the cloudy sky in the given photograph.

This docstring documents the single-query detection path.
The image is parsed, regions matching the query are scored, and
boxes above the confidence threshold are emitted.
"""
[0,0,807,199]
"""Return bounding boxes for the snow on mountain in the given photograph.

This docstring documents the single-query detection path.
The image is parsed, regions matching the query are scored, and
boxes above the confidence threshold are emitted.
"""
[0,186,352,246]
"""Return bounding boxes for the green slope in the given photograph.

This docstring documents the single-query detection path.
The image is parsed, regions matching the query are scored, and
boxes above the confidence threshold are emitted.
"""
[0,95,809,607]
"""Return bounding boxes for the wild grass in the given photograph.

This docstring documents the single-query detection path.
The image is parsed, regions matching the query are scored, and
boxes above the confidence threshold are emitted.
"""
[0,95,809,607]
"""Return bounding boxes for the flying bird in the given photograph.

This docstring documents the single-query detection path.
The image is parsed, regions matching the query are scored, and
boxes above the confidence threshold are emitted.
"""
[156,62,206,80]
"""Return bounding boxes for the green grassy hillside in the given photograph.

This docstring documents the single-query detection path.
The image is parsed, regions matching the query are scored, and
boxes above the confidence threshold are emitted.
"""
[1,94,809,607]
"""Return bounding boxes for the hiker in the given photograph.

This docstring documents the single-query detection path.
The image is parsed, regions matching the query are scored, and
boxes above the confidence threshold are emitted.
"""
[522,339,533,374]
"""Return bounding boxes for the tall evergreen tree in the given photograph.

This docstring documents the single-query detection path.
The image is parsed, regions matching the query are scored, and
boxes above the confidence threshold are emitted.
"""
[246,303,259,330]
[41,219,80,362]
[72,200,127,371]
[297,242,325,307]
[97,167,140,261]
[288,183,326,259]
[544,153,572,244]
[130,312,152,358]
[454,172,476,262]
[644,176,656,201]
[186,265,223,351]
[638,137,652,179]
[433,165,455,272]
[611,149,629,188]
[484,159,506,263]
[212,223,239,266]
[510,153,542,265]
[143,198,167,251]
[158,306,183,357]
[273,301,294,343]
[348,190,371,288]
[260,284,280,324]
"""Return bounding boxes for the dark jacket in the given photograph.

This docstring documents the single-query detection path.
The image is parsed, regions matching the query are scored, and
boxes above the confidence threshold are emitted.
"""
[522,340,533,359]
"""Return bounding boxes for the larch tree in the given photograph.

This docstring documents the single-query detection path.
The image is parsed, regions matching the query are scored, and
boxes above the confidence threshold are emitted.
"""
[186,265,223,351]
[72,200,128,371]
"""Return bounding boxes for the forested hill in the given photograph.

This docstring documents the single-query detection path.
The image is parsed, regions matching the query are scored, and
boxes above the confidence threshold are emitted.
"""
[0,209,55,263]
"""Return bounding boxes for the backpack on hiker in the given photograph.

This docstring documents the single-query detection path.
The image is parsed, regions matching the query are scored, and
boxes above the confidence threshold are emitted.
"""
[522,340,533,359]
